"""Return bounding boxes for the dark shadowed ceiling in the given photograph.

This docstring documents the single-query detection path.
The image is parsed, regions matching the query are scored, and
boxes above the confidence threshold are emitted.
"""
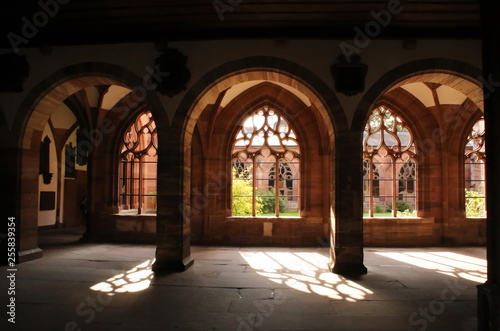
[0,0,481,49]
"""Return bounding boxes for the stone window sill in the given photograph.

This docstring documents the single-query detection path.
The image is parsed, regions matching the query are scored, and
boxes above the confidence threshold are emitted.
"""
[227,216,303,221]
[226,216,323,223]
[363,217,434,224]
[113,213,156,217]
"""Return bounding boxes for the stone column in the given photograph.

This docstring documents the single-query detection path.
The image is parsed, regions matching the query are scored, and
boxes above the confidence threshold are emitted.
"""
[330,129,367,275]
[4,128,44,264]
[477,0,500,329]
[0,144,21,265]
[153,126,194,272]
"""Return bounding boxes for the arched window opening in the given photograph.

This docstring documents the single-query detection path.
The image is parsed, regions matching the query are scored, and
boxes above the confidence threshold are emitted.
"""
[231,106,300,217]
[464,117,486,218]
[363,106,417,217]
[119,111,157,215]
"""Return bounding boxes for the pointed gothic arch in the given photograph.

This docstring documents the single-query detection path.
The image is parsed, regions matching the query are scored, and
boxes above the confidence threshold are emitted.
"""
[13,62,166,262]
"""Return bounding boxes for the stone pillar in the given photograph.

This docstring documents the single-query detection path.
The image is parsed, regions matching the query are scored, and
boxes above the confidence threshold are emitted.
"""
[153,126,193,272]
[4,129,44,264]
[0,145,21,265]
[477,1,500,329]
[330,129,367,275]
[18,141,44,262]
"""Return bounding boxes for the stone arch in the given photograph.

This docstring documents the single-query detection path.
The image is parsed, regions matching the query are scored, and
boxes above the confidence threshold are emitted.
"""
[357,58,485,247]
[16,62,167,141]
[352,58,483,132]
[175,55,342,248]
[175,56,344,148]
[15,62,166,261]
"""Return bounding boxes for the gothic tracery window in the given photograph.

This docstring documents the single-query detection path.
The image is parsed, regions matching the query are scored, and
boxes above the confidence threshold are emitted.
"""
[363,106,417,217]
[119,111,157,214]
[464,117,486,218]
[231,106,300,216]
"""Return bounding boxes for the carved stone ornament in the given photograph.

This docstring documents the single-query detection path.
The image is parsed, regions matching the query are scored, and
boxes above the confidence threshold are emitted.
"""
[154,48,191,97]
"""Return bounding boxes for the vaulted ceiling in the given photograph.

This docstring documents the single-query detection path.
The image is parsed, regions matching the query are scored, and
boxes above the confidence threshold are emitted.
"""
[0,0,481,49]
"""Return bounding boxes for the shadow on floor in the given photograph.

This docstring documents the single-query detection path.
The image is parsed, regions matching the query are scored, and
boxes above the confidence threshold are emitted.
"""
[38,224,86,247]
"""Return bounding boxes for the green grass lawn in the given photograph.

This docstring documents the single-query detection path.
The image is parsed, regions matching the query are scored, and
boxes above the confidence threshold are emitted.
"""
[363,211,393,217]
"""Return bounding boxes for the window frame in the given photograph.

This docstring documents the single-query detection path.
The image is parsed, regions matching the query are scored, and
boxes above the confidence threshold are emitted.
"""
[464,116,486,218]
[231,106,301,217]
[118,111,158,215]
[362,106,418,218]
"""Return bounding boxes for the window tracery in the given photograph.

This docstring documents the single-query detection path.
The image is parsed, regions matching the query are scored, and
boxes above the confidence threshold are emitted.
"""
[119,111,157,214]
[363,106,417,217]
[231,106,300,216]
[464,117,486,218]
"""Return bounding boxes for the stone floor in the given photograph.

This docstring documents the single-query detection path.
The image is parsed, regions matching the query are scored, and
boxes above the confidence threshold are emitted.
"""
[1,228,486,330]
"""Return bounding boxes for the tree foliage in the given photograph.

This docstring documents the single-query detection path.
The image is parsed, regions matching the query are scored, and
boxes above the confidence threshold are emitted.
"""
[232,168,262,216]
[465,189,486,218]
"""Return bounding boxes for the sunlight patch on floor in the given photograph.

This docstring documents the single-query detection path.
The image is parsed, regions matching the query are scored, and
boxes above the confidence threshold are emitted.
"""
[90,259,155,294]
[375,251,487,283]
[240,251,373,302]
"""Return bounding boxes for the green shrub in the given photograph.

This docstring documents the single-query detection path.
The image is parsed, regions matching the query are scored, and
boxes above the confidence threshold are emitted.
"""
[257,189,286,214]
[388,200,413,213]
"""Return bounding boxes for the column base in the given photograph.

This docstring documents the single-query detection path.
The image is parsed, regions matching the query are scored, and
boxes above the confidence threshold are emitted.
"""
[477,282,500,330]
[18,247,43,263]
[152,255,194,273]
[330,261,368,276]
[330,245,368,276]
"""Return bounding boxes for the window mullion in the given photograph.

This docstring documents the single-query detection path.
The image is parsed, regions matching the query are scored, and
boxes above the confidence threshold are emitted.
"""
[138,157,143,215]
[392,159,397,217]
[252,157,256,217]
[275,157,280,217]
[369,160,374,217]
[415,162,418,216]
[130,159,135,210]
[128,160,132,210]
[122,160,127,209]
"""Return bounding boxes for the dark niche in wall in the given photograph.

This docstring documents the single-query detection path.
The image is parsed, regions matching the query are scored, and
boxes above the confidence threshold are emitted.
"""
[39,135,53,184]
[76,129,88,166]
[65,142,76,178]
[40,191,56,211]
[330,54,367,96]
